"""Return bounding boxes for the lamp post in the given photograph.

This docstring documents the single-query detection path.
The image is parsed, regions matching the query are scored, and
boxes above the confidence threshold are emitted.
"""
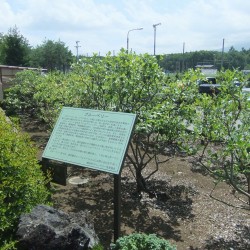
[153,23,161,56]
[127,28,143,53]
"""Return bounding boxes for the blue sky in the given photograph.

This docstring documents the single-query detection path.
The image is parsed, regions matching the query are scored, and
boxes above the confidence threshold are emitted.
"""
[1,0,249,56]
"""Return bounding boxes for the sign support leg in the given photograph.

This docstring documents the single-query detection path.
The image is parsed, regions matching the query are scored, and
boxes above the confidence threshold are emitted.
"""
[114,173,121,242]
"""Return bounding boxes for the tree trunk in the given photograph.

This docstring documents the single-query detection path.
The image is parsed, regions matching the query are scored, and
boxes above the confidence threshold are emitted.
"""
[135,169,148,194]
[135,169,156,198]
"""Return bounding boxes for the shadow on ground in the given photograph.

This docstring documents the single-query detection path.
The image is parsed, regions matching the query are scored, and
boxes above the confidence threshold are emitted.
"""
[52,167,195,248]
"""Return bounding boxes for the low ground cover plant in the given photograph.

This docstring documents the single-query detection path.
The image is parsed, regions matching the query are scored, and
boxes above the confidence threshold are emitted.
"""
[110,233,176,250]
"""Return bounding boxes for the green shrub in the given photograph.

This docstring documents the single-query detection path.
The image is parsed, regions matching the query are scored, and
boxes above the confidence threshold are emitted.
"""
[110,233,176,250]
[92,243,105,250]
[2,70,42,115]
[0,109,50,245]
[0,240,17,250]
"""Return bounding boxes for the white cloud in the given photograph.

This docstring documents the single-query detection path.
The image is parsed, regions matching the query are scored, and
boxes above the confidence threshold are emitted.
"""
[156,0,250,52]
[1,0,250,55]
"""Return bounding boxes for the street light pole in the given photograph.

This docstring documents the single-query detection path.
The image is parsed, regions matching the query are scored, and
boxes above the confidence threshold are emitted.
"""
[153,23,161,56]
[127,28,143,53]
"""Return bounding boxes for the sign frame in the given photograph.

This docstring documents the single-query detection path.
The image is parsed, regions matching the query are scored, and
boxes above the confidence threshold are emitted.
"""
[42,107,137,242]
[42,107,136,175]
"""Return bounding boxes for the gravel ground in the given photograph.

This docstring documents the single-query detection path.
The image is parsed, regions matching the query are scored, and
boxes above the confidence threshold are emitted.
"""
[19,114,250,250]
[51,157,250,250]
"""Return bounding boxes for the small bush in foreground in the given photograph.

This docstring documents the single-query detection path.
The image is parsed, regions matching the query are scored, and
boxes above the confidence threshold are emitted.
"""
[110,233,176,250]
[0,109,50,246]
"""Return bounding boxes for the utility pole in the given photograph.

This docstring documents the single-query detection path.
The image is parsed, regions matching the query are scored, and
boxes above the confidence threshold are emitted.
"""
[221,38,225,69]
[182,42,185,72]
[153,23,161,56]
[75,41,81,63]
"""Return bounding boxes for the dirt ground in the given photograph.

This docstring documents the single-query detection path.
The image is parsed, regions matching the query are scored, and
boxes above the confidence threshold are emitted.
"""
[19,114,250,250]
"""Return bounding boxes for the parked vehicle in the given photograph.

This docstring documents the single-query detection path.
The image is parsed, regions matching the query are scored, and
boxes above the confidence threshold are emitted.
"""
[197,77,220,95]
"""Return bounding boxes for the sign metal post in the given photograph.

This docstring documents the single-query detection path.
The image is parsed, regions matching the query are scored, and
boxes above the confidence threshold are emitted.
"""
[114,173,121,241]
[42,107,136,242]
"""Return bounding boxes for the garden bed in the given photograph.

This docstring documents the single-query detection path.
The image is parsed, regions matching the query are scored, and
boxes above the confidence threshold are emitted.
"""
[20,114,250,250]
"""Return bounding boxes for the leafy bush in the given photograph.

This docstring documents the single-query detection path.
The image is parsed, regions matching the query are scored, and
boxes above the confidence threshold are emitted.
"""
[0,109,50,245]
[2,70,43,115]
[3,53,250,204]
[188,69,250,205]
[92,243,105,250]
[110,233,176,250]
[0,240,17,250]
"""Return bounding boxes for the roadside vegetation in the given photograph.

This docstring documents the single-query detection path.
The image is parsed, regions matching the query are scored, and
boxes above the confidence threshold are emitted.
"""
[0,49,250,248]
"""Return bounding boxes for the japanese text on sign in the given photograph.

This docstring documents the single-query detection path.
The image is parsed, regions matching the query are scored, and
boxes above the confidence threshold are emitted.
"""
[42,107,136,174]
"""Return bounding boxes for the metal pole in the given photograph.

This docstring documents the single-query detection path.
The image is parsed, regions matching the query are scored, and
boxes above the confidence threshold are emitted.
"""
[75,41,81,63]
[153,27,156,56]
[127,31,129,52]
[221,38,225,69]
[114,173,121,242]
[153,23,161,56]
[126,28,143,53]
[0,67,2,83]
[182,42,185,72]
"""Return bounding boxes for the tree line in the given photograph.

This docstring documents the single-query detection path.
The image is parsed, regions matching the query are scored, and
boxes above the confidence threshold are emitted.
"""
[0,27,73,71]
[1,26,250,72]
[158,47,250,73]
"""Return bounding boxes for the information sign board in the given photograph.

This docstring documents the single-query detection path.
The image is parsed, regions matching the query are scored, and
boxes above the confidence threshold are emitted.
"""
[42,107,136,175]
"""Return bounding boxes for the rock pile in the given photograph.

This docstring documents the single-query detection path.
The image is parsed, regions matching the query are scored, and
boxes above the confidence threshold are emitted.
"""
[16,205,99,250]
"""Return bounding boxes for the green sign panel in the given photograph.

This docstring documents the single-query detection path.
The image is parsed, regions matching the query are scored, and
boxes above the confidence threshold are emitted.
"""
[42,107,136,175]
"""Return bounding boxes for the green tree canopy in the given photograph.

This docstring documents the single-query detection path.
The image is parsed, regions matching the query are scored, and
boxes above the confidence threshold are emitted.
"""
[30,39,73,71]
[0,26,31,66]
